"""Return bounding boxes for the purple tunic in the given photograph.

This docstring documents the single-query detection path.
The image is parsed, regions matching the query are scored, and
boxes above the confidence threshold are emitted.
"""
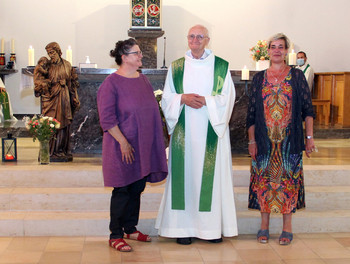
[97,73,168,187]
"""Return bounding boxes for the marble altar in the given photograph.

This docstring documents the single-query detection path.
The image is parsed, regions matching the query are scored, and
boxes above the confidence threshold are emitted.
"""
[70,68,256,154]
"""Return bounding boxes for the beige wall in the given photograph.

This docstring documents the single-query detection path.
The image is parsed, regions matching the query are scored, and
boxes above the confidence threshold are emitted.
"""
[1,0,349,114]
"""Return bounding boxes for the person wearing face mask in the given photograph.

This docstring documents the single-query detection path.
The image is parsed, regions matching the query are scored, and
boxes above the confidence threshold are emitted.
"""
[296,51,314,91]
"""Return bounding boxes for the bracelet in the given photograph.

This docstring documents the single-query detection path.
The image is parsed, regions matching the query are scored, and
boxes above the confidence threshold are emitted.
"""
[306,136,313,139]
[248,140,256,145]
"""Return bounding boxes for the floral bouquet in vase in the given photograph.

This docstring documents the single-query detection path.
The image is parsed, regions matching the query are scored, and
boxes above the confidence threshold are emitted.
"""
[250,40,270,70]
[154,89,169,148]
[24,115,60,164]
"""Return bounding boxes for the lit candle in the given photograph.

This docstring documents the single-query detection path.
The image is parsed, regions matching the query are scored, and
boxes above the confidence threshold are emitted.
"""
[1,38,4,53]
[288,49,296,65]
[11,39,15,53]
[28,45,35,66]
[66,45,72,65]
[241,65,249,80]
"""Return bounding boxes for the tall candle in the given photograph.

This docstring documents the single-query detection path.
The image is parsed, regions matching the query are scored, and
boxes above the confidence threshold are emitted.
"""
[288,49,296,65]
[1,38,4,53]
[11,39,15,53]
[28,46,35,66]
[66,45,72,65]
[241,65,249,80]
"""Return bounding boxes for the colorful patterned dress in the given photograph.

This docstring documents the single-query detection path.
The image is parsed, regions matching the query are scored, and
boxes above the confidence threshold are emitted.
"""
[248,70,305,214]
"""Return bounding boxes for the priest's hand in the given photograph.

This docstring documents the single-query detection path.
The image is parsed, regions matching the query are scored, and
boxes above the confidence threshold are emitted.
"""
[0,87,6,93]
[181,93,204,109]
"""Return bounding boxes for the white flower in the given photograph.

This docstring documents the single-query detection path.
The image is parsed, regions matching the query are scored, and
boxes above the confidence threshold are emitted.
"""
[154,89,163,96]
[55,123,60,129]
[48,117,53,121]
[43,116,49,120]
[50,124,54,128]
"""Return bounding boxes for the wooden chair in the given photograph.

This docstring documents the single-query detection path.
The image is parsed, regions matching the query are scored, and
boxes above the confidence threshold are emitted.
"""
[312,99,331,126]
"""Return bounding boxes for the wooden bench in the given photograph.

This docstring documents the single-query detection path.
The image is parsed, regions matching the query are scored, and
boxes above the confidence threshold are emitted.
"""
[312,99,331,126]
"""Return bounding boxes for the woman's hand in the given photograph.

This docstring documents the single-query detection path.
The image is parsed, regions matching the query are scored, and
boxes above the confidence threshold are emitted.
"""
[108,125,135,164]
[119,139,135,164]
[248,141,257,160]
[305,138,315,158]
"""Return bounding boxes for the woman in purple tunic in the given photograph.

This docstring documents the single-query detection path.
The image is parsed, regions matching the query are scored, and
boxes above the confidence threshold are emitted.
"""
[97,38,168,252]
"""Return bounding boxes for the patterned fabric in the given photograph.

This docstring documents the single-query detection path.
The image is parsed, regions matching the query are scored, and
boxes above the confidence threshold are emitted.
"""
[249,70,305,214]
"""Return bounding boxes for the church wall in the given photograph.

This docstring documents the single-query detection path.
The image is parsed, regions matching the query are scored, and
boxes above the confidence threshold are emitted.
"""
[0,0,349,114]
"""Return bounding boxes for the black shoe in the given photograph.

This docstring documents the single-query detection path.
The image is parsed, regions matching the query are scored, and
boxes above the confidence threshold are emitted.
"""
[176,237,192,245]
[207,238,223,243]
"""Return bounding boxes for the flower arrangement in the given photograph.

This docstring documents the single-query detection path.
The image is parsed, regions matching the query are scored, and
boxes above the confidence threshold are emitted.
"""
[154,89,169,147]
[250,40,270,62]
[24,115,60,142]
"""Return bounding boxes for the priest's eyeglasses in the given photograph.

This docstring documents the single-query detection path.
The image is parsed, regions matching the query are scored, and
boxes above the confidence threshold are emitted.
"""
[187,34,208,41]
[126,50,143,56]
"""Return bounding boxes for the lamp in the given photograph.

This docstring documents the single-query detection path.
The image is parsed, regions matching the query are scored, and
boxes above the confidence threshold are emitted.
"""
[2,133,17,162]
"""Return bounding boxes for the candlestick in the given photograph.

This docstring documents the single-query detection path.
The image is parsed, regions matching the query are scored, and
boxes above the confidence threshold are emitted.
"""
[28,46,35,66]
[0,53,5,66]
[11,39,15,53]
[241,66,249,80]
[10,53,16,62]
[66,45,73,65]
[1,38,4,53]
[161,37,167,69]
[288,49,296,65]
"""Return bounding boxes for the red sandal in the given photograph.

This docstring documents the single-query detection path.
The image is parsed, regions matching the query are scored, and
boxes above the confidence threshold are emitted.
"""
[109,238,132,252]
[124,230,151,242]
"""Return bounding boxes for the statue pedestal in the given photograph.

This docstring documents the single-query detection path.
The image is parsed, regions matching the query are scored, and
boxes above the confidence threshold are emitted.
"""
[128,29,164,68]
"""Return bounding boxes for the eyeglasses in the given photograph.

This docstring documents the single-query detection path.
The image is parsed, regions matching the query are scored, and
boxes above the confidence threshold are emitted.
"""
[187,34,208,41]
[125,50,143,56]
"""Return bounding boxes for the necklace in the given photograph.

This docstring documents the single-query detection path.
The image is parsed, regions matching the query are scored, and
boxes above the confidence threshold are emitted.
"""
[269,66,286,83]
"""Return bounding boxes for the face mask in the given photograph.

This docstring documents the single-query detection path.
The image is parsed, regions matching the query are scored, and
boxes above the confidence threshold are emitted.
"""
[296,58,305,66]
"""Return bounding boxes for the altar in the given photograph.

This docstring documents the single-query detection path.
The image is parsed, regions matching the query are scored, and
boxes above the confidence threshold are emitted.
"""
[70,68,256,154]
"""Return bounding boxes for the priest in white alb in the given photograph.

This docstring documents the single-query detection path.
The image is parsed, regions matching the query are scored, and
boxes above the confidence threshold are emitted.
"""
[0,78,17,123]
[155,24,238,244]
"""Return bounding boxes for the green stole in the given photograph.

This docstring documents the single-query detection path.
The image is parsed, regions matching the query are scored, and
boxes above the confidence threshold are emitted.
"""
[0,91,11,120]
[171,56,228,212]
[303,64,310,74]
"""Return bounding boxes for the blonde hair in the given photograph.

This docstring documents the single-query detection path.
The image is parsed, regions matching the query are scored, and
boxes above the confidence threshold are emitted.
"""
[267,33,290,49]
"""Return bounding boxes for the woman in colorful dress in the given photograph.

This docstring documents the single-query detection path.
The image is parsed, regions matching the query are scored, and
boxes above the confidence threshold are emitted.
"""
[97,38,168,252]
[246,33,315,245]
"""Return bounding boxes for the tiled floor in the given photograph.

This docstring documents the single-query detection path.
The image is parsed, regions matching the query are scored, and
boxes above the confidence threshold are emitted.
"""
[1,138,350,263]
[0,233,350,264]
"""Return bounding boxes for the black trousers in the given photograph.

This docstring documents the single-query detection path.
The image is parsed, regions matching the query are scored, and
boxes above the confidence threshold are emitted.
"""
[109,177,147,239]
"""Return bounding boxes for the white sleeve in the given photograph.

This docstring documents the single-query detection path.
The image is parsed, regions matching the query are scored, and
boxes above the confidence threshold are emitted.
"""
[204,69,235,138]
[161,65,184,134]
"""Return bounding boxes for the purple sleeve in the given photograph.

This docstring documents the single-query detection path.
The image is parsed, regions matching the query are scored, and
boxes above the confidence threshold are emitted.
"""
[97,76,119,132]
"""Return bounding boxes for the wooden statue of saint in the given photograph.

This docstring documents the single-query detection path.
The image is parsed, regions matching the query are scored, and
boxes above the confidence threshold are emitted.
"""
[34,42,80,162]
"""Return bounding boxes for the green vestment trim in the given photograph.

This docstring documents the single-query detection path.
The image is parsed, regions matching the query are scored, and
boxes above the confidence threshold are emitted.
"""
[303,64,310,74]
[171,56,228,211]
[0,91,11,120]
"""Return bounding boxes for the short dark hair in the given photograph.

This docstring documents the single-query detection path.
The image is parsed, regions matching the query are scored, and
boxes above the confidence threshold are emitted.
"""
[297,51,307,58]
[110,38,138,66]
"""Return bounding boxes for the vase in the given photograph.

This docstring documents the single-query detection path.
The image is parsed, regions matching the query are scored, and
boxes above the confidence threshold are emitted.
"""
[256,60,270,71]
[39,140,50,165]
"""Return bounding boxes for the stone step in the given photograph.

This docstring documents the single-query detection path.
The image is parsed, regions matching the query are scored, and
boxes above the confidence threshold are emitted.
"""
[1,165,350,187]
[1,185,350,212]
[1,209,350,236]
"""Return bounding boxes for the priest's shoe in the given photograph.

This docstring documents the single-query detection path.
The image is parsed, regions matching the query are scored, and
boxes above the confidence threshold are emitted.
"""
[176,237,192,245]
